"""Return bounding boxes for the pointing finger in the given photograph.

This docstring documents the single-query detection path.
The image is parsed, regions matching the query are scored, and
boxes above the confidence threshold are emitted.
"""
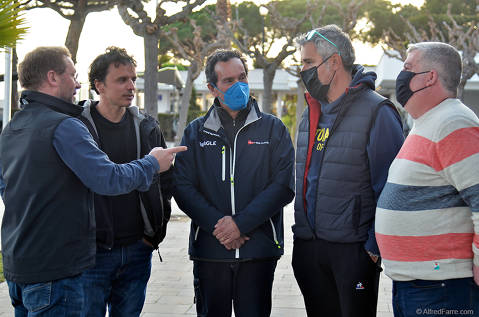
[166,146,187,154]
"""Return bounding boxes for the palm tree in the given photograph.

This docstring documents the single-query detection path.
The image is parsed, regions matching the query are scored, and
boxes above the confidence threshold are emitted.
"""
[0,0,27,48]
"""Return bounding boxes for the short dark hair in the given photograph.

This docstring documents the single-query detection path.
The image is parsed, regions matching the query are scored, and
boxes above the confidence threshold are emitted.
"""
[89,46,137,94]
[18,46,71,90]
[205,50,248,86]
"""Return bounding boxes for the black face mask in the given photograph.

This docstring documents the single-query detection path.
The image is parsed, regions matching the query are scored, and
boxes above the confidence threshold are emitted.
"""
[395,70,430,107]
[300,55,335,101]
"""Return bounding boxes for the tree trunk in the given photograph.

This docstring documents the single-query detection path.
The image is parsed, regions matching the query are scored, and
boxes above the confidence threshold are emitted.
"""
[295,79,305,147]
[175,65,196,145]
[216,0,231,49]
[65,16,86,63]
[262,64,276,114]
[144,34,159,116]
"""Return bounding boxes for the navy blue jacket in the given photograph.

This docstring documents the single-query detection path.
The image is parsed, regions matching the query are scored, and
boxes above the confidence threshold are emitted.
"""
[173,98,295,260]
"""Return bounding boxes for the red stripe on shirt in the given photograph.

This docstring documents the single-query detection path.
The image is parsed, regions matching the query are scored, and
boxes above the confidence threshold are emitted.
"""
[474,234,479,249]
[397,127,479,171]
[376,232,474,261]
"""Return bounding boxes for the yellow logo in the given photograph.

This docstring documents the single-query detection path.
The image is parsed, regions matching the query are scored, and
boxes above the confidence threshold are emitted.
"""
[315,127,329,151]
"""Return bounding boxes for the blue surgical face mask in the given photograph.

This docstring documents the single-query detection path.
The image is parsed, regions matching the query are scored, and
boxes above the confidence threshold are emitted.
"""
[212,81,250,111]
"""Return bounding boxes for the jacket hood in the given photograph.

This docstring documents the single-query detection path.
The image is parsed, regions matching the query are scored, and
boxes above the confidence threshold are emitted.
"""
[79,99,144,120]
[350,64,376,91]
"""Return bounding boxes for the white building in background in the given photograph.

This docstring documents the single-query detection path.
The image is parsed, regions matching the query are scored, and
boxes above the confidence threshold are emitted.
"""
[135,54,479,119]
[177,69,300,117]
[133,68,301,118]
[2,53,479,123]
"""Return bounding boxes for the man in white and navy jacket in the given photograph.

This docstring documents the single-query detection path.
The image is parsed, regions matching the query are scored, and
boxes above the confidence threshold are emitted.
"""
[173,49,295,317]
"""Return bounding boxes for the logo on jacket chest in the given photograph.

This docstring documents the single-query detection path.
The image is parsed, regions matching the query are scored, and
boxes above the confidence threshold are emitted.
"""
[200,140,217,147]
[315,127,330,151]
[247,139,269,145]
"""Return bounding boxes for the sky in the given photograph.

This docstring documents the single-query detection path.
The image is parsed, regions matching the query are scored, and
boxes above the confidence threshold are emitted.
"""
[0,0,424,98]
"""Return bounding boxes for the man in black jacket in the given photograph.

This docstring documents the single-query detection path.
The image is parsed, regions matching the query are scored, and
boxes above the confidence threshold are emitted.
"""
[174,50,295,317]
[0,47,184,316]
[79,47,173,317]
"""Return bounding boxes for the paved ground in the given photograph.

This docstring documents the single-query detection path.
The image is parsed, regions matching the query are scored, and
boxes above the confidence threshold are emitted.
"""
[0,200,394,316]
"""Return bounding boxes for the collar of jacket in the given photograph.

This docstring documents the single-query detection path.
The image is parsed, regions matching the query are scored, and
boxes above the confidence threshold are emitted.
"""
[79,100,145,159]
[202,97,262,133]
[20,90,83,117]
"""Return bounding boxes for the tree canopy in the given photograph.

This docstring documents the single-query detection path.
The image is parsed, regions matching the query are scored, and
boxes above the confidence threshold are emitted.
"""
[363,0,478,100]
[0,0,27,48]
[20,0,121,62]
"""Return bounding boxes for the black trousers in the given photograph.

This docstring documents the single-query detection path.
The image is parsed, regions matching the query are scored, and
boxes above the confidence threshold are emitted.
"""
[193,259,277,317]
[292,238,381,317]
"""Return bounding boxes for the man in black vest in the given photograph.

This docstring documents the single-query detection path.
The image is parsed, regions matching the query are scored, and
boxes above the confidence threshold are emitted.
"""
[0,46,186,316]
[78,47,172,317]
[292,25,404,316]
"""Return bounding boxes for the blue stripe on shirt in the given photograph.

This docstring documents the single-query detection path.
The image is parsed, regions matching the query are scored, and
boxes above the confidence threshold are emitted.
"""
[378,182,467,211]
[459,183,479,213]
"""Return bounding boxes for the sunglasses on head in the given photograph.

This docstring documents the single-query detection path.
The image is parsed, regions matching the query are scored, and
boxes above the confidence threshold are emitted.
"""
[306,30,341,56]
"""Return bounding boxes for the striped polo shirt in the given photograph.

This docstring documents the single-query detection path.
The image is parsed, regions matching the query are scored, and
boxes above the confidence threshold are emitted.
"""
[376,98,479,281]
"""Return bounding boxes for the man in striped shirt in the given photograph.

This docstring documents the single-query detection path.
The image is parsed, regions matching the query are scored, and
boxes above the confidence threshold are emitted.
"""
[376,42,479,316]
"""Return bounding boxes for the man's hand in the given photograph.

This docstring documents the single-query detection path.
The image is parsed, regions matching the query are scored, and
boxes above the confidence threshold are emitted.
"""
[223,236,250,250]
[367,250,379,264]
[213,216,241,245]
[148,146,187,172]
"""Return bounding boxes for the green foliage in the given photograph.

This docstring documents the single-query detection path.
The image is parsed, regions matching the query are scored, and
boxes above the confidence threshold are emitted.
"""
[363,0,477,47]
[157,113,176,142]
[233,1,263,40]
[280,94,297,141]
[159,4,217,55]
[0,0,27,48]
[160,62,187,71]
[274,0,369,34]
[189,86,201,110]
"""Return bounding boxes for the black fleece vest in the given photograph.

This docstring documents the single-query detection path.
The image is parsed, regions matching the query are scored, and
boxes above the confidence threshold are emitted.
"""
[294,88,388,242]
[0,93,95,283]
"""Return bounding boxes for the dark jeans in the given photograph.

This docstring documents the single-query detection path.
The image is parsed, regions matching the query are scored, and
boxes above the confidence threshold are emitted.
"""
[7,274,84,317]
[292,238,381,317]
[392,278,479,317]
[193,259,277,317]
[80,239,153,317]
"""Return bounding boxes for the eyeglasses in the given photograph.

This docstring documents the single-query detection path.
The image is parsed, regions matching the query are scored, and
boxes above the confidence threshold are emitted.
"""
[306,30,341,56]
